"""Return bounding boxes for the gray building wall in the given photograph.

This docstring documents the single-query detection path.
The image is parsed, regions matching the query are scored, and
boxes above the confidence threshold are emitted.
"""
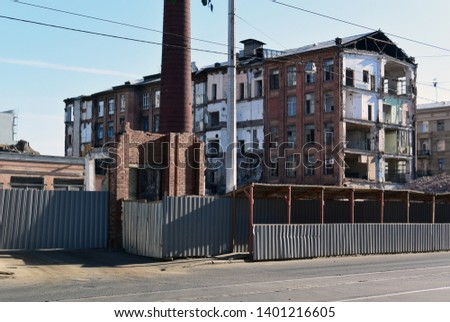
[0,110,17,145]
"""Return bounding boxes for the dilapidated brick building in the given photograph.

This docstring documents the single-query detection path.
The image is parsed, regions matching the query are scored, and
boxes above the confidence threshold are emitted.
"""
[107,124,205,247]
[264,31,417,187]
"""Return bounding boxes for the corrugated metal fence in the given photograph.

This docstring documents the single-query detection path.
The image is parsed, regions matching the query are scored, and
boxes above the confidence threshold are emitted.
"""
[123,195,450,260]
[253,224,450,261]
[0,189,108,250]
[123,196,241,258]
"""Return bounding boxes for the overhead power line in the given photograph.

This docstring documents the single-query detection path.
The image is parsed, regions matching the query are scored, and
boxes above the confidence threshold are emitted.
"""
[272,0,450,53]
[0,14,228,55]
[12,0,230,48]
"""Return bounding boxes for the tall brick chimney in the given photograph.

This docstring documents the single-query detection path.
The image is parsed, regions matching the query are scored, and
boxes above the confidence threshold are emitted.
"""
[159,0,192,134]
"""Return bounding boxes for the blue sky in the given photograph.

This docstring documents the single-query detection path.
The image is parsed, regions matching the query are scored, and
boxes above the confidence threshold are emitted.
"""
[1,0,450,156]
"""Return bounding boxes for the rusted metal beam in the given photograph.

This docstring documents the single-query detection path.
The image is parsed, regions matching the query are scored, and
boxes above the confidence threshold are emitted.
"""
[380,190,385,224]
[281,186,292,224]
[406,191,410,224]
[247,184,255,255]
[432,195,436,224]
[320,188,325,224]
[349,189,355,224]
[287,186,292,224]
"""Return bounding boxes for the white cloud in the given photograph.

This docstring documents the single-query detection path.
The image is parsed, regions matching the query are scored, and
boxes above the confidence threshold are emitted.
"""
[0,57,141,79]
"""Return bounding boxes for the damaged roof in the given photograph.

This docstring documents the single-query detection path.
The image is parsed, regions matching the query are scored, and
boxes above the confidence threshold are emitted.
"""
[282,30,416,65]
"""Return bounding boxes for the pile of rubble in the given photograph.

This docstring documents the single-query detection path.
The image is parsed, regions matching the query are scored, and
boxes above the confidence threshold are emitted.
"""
[405,173,450,193]
[0,140,40,155]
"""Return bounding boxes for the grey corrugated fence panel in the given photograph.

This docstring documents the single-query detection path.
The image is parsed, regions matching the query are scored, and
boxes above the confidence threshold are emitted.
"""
[253,224,450,261]
[122,201,163,258]
[162,196,232,258]
[0,190,108,250]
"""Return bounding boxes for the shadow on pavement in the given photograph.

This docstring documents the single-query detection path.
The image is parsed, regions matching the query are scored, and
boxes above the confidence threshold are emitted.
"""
[0,249,250,269]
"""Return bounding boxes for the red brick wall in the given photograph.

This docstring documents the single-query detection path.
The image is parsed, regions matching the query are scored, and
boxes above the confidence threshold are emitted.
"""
[108,124,205,248]
[264,48,344,186]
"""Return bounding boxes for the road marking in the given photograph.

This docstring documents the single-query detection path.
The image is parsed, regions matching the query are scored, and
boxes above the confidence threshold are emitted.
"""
[340,286,450,301]
[63,264,450,301]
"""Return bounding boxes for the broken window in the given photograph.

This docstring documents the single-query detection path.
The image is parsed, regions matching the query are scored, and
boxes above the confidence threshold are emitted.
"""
[346,69,354,87]
[305,64,315,84]
[97,123,104,140]
[363,70,369,83]
[269,69,280,90]
[10,176,44,190]
[286,125,296,148]
[324,123,334,146]
[370,75,376,91]
[255,80,263,97]
[323,59,334,81]
[209,111,220,127]
[98,101,104,117]
[53,178,84,191]
[142,117,149,131]
[323,157,334,175]
[305,93,315,114]
[211,84,218,100]
[304,154,315,176]
[304,124,315,144]
[323,92,334,112]
[269,127,279,148]
[287,96,296,117]
[206,139,220,156]
[154,90,161,108]
[108,98,115,115]
[239,82,245,100]
[142,93,150,110]
[107,121,114,139]
[120,94,126,112]
[152,115,159,132]
[287,66,297,87]
[397,77,407,95]
[368,104,373,121]
[270,161,279,177]
[285,155,297,178]
[65,105,73,122]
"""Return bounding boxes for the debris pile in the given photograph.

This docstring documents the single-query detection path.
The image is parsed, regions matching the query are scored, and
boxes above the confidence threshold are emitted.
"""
[0,140,40,155]
[405,173,450,193]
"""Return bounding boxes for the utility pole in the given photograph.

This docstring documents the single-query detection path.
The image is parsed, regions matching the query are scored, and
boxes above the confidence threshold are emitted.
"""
[226,0,237,193]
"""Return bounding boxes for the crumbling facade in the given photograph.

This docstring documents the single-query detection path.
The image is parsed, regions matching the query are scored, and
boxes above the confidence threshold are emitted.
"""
[107,124,205,247]
[264,31,417,186]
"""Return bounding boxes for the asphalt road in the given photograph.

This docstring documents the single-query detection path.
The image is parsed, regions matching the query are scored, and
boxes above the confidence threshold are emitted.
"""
[1,249,450,302]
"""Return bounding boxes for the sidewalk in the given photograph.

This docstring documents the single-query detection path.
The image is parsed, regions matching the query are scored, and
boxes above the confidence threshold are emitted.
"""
[0,249,248,283]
